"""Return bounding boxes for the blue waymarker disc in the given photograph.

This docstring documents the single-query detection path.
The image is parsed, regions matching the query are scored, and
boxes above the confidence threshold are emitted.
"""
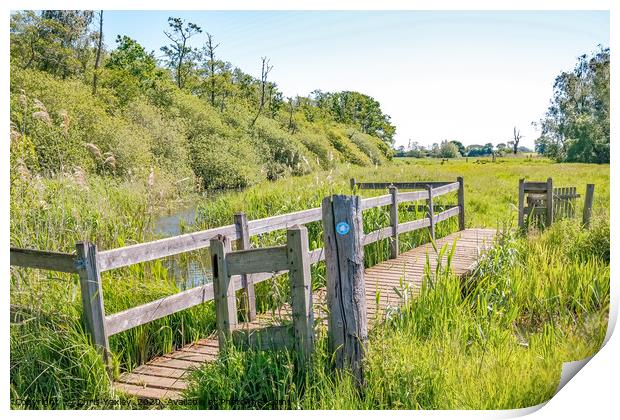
[336,222,350,235]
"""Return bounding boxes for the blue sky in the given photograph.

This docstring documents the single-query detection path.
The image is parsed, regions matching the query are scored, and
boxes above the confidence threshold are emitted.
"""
[102,10,609,148]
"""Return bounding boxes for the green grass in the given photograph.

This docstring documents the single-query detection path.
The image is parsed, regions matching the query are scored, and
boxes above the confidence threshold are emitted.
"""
[10,157,609,409]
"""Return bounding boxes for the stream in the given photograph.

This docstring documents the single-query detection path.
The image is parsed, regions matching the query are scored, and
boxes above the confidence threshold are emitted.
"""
[153,204,213,290]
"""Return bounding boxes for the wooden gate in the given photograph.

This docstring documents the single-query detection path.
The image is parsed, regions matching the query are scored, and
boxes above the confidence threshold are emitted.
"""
[518,178,595,229]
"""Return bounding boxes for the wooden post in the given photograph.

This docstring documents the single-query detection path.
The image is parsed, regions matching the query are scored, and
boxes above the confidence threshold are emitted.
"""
[287,225,314,365]
[583,184,595,227]
[426,185,435,241]
[389,186,399,259]
[546,177,553,227]
[518,178,525,229]
[350,178,356,192]
[321,195,368,385]
[234,212,256,322]
[75,241,110,372]
[210,235,237,352]
[457,176,465,231]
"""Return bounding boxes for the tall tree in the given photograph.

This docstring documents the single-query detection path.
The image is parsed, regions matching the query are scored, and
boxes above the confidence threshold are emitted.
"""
[160,17,202,89]
[510,127,522,154]
[92,11,103,95]
[202,32,219,106]
[535,46,609,163]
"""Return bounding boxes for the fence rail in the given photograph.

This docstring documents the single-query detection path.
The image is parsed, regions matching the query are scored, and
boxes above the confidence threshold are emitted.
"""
[10,248,78,273]
[10,177,466,373]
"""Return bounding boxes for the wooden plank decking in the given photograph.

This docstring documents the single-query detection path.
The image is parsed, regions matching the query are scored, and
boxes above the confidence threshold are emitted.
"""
[113,228,497,400]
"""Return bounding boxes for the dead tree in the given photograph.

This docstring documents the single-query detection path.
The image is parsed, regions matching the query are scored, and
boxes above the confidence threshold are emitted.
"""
[250,57,273,127]
[287,97,297,134]
[512,127,523,154]
[92,11,103,95]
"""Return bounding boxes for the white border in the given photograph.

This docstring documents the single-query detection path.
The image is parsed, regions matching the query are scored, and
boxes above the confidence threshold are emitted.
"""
[2,1,616,419]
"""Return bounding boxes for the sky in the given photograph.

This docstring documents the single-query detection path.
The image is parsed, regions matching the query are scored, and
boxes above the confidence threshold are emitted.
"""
[102,10,609,149]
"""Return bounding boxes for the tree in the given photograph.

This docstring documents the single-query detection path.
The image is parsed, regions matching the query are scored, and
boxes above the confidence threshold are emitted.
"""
[510,127,522,154]
[103,35,162,104]
[160,17,202,89]
[496,142,509,156]
[466,143,494,157]
[313,91,396,145]
[535,46,609,163]
[202,32,219,106]
[92,11,103,94]
[250,56,273,127]
[10,10,95,78]
[439,140,460,158]
[449,140,465,156]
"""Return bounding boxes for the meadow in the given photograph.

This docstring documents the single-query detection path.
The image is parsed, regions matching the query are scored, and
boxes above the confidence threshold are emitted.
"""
[10,157,610,409]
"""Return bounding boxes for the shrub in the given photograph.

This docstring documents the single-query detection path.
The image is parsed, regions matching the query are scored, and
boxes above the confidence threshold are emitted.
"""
[326,128,372,166]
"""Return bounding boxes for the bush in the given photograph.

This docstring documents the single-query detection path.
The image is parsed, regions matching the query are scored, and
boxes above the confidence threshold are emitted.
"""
[326,128,372,166]
[347,129,388,165]
[250,118,319,180]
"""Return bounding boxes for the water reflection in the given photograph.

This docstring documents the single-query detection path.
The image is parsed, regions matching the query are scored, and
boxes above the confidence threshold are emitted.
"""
[154,205,212,290]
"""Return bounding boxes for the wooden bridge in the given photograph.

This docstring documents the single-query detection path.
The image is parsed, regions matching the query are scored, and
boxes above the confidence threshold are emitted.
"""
[113,228,496,399]
[11,177,500,401]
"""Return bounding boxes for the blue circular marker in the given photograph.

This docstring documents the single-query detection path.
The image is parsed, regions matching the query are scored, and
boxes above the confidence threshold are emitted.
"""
[336,222,350,235]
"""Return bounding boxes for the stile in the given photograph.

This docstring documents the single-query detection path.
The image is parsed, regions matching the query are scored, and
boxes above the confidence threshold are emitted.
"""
[75,241,110,373]
[234,212,256,321]
[210,235,237,352]
[322,195,368,385]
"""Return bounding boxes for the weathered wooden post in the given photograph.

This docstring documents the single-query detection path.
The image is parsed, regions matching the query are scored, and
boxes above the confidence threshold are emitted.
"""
[75,241,110,373]
[518,178,525,229]
[389,185,399,258]
[322,195,368,385]
[210,235,237,352]
[350,178,357,192]
[426,185,436,241]
[234,212,256,322]
[457,176,465,231]
[546,177,553,227]
[583,184,595,228]
[287,225,314,365]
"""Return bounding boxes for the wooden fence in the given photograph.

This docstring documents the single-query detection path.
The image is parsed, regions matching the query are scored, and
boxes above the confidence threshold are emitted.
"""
[10,178,465,374]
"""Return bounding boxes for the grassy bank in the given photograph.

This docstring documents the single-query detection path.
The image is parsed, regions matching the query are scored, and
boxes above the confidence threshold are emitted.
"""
[10,158,609,408]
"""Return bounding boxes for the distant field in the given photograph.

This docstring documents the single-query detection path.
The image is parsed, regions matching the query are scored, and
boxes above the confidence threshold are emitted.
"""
[194,157,609,230]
